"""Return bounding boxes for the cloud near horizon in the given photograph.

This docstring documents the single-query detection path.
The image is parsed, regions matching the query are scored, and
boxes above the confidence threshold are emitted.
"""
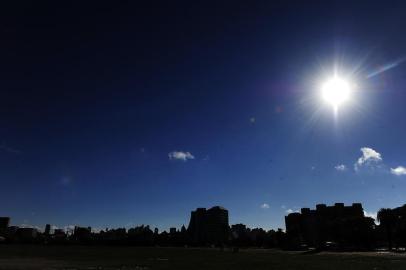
[285,209,299,214]
[391,166,406,176]
[364,211,377,223]
[260,203,270,209]
[168,151,195,161]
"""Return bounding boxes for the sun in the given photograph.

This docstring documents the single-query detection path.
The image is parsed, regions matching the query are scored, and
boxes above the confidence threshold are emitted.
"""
[321,76,351,109]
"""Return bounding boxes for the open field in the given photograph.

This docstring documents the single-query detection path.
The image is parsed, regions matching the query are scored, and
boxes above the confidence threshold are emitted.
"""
[1,245,406,270]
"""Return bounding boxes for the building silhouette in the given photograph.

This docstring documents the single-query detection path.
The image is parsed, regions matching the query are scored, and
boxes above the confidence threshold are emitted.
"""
[188,206,229,246]
[44,224,51,235]
[188,208,207,244]
[0,217,10,232]
[285,203,374,249]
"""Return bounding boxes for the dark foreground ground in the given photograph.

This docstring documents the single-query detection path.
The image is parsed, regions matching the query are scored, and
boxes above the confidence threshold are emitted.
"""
[1,245,406,270]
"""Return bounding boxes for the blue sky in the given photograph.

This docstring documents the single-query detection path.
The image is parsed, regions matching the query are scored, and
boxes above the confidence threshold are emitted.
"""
[1,1,406,231]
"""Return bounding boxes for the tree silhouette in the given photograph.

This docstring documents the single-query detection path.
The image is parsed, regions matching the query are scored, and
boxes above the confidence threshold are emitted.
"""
[377,208,397,250]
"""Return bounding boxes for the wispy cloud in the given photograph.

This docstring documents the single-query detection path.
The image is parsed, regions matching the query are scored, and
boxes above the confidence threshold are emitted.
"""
[391,166,406,176]
[335,164,347,171]
[61,176,72,186]
[286,209,299,214]
[92,227,103,233]
[168,151,195,161]
[260,203,270,209]
[19,224,42,231]
[0,143,21,154]
[64,225,76,233]
[355,147,382,171]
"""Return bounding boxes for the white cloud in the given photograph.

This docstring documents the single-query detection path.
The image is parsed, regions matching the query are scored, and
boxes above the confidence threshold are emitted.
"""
[335,164,347,171]
[168,151,195,161]
[19,224,42,231]
[92,227,103,233]
[64,225,76,233]
[391,166,406,176]
[285,209,299,214]
[364,211,377,223]
[260,203,270,209]
[357,147,382,165]
[355,147,382,171]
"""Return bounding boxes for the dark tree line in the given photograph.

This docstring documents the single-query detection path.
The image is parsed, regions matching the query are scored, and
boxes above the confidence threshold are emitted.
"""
[377,206,406,251]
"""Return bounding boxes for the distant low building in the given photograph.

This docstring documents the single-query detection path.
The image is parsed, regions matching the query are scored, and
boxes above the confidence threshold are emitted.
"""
[16,227,39,243]
[54,229,66,238]
[73,226,92,242]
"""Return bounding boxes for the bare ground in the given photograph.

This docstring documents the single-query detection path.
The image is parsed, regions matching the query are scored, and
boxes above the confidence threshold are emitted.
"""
[1,245,406,270]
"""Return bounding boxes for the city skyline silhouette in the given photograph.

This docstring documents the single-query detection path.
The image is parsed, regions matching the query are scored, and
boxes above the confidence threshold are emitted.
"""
[3,202,406,251]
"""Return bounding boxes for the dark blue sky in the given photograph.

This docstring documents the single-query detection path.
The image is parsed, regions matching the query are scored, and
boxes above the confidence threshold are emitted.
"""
[2,1,406,231]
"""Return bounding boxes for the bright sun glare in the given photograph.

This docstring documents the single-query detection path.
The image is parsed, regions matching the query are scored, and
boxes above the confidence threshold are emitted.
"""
[321,76,351,109]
